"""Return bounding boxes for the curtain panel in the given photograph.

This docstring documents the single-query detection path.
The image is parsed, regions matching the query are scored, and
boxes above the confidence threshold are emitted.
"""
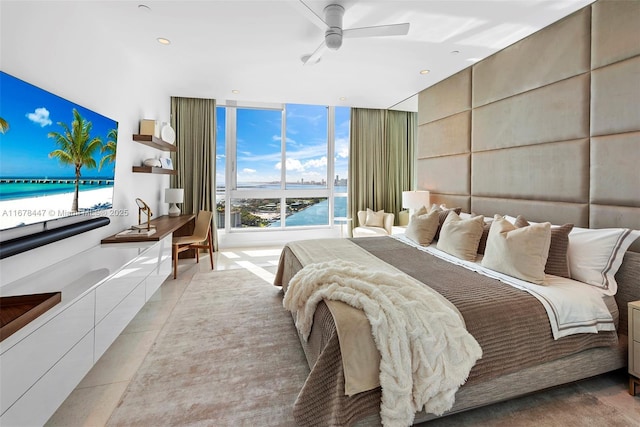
[170,97,218,250]
[348,108,415,229]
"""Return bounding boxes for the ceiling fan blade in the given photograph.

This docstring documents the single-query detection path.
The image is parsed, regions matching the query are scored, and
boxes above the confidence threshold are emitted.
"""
[294,0,328,30]
[302,40,328,66]
[343,22,410,39]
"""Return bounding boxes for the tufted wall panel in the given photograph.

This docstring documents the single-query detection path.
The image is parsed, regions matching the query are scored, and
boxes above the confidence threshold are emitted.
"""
[415,0,640,251]
[472,139,590,203]
[417,112,470,159]
[472,7,590,108]
[472,75,590,151]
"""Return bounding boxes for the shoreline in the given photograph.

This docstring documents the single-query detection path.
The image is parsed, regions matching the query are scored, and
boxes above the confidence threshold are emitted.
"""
[0,188,114,230]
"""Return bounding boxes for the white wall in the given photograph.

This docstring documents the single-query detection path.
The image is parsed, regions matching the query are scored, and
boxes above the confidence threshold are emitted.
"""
[0,2,172,284]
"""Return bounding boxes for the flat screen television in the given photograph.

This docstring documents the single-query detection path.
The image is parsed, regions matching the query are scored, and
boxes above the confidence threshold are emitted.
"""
[0,71,118,235]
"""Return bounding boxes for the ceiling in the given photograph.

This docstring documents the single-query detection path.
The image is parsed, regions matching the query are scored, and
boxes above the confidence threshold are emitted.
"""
[8,0,597,111]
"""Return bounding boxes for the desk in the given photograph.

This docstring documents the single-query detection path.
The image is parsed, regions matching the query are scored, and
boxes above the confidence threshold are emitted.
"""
[101,214,195,244]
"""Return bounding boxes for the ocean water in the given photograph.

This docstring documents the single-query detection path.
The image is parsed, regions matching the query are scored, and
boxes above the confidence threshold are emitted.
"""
[269,196,347,227]
[0,181,113,201]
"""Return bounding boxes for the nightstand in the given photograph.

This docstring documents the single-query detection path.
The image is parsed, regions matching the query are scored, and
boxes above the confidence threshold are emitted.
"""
[629,300,640,396]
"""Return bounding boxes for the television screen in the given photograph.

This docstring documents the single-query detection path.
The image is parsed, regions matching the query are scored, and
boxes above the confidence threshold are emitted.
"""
[0,71,118,232]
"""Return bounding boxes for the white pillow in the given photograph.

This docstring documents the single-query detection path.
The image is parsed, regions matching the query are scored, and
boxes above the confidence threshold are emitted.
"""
[436,212,485,261]
[365,209,385,228]
[567,227,640,295]
[481,215,551,285]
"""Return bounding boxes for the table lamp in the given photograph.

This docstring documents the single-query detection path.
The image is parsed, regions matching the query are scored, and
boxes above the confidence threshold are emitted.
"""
[402,190,431,216]
[165,188,184,217]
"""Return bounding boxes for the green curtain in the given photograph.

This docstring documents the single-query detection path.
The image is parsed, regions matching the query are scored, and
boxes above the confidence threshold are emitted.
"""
[170,97,217,250]
[348,108,415,229]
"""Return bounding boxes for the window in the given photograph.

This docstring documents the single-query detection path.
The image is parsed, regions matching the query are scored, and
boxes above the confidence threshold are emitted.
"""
[216,103,349,231]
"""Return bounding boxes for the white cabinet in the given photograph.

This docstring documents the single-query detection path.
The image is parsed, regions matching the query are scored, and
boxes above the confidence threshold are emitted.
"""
[0,235,172,425]
[629,301,640,396]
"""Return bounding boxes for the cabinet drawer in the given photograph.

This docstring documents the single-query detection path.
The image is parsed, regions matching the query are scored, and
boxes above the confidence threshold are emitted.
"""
[634,308,640,342]
[0,291,94,414]
[0,332,94,426]
[94,280,146,360]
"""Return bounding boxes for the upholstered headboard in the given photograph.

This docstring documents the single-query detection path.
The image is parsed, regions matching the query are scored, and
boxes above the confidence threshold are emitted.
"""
[415,0,640,251]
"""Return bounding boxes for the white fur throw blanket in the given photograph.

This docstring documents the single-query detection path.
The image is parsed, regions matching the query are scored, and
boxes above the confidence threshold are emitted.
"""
[283,260,482,427]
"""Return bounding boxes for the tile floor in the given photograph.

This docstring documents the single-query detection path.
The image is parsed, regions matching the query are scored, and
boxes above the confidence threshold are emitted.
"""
[45,246,283,427]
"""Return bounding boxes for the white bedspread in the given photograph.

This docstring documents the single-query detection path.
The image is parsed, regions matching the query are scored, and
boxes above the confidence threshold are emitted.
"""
[394,235,617,339]
[283,259,482,427]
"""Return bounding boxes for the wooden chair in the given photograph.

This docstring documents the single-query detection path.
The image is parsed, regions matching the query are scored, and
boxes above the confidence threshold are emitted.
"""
[172,210,214,279]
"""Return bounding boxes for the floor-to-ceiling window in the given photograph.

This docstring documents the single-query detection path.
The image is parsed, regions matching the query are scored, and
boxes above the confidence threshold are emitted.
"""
[215,103,349,232]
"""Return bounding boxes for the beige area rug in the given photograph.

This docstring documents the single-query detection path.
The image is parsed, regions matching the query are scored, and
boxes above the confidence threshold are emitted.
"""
[107,268,309,426]
[108,267,639,426]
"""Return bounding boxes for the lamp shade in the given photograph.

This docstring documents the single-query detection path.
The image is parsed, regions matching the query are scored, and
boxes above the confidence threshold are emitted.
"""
[402,190,430,211]
[164,188,184,204]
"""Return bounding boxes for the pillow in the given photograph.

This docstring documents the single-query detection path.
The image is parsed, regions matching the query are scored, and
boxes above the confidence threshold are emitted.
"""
[429,205,462,240]
[481,215,551,285]
[567,227,640,295]
[405,209,440,246]
[476,220,492,255]
[515,215,574,278]
[436,212,485,261]
[364,209,385,228]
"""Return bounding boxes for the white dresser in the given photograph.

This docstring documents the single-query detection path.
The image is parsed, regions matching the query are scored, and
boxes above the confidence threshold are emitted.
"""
[0,235,172,425]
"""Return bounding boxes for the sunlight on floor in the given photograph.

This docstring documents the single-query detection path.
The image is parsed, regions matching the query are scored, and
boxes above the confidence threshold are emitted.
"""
[234,260,275,283]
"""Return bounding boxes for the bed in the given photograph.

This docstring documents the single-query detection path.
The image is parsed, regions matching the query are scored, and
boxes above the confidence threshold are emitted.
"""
[274,211,640,427]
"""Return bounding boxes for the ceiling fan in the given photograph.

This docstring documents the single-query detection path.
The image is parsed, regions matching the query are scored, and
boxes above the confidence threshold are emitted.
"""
[298,1,410,65]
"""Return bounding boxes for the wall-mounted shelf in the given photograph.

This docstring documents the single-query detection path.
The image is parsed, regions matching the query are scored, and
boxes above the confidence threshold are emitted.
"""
[132,134,177,152]
[132,166,177,175]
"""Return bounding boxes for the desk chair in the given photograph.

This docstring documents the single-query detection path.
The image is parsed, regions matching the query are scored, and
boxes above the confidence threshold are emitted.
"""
[172,210,214,279]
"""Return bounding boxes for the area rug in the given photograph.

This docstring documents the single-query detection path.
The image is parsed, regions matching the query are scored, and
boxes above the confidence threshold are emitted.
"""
[108,267,639,427]
[107,268,309,426]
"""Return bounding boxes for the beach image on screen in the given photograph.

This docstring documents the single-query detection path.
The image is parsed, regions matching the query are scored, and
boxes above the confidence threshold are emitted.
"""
[0,72,118,231]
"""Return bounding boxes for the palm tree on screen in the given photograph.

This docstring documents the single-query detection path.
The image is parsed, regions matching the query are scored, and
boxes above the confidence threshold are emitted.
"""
[48,109,102,212]
[99,128,118,171]
[0,117,9,133]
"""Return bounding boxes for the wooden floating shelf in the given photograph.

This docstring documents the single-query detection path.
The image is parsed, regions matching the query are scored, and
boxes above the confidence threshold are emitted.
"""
[1,292,62,342]
[132,134,177,152]
[132,166,177,175]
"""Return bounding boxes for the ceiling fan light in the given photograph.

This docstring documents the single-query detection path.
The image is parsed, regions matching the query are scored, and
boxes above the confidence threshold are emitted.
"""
[326,32,342,50]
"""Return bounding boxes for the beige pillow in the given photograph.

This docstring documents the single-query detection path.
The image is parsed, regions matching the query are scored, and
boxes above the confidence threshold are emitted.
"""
[405,209,440,246]
[429,205,463,240]
[514,215,573,278]
[436,212,485,261]
[482,215,552,285]
[365,209,385,228]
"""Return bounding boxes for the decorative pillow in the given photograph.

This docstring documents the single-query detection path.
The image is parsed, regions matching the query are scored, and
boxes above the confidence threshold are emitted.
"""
[365,209,385,228]
[481,215,551,285]
[515,215,574,278]
[405,209,440,246]
[429,205,462,240]
[476,220,492,255]
[567,227,640,295]
[436,212,485,261]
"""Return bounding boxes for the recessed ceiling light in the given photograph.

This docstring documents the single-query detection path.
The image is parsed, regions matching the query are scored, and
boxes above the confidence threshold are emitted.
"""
[466,57,481,62]
[419,69,430,75]
[157,37,171,45]
[451,50,460,54]
[339,97,346,101]
[138,4,151,12]
[232,90,240,94]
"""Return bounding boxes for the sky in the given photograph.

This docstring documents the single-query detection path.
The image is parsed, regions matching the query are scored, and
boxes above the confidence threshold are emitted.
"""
[0,72,118,179]
[216,104,349,189]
